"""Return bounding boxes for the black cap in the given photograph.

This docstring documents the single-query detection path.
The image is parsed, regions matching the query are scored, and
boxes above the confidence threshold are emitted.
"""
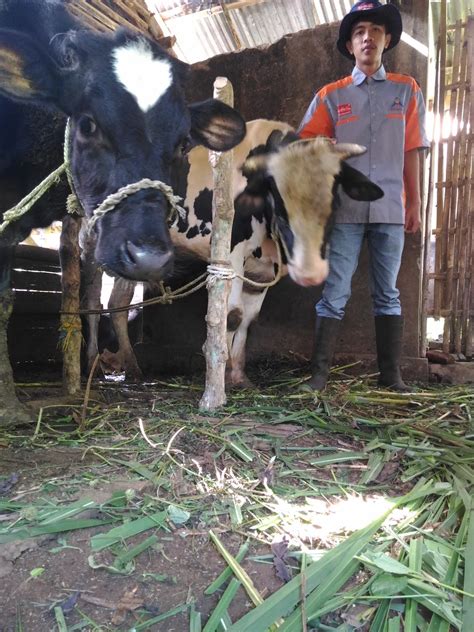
[337,1,402,60]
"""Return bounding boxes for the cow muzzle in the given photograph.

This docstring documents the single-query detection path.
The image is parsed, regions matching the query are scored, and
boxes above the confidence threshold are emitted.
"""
[118,241,174,281]
[288,259,329,287]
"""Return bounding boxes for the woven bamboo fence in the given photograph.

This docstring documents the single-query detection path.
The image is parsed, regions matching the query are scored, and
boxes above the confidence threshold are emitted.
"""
[422,6,473,358]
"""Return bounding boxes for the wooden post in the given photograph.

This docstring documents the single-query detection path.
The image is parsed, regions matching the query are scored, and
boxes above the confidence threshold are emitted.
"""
[199,77,235,411]
[59,213,82,395]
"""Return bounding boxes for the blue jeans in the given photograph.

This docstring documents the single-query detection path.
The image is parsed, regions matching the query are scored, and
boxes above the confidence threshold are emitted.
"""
[316,223,405,320]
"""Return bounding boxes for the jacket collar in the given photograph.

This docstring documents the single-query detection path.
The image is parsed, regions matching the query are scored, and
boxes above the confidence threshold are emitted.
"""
[352,64,387,85]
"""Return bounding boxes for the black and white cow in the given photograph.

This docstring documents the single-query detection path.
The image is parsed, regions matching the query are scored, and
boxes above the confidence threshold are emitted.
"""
[85,119,383,386]
[0,0,245,425]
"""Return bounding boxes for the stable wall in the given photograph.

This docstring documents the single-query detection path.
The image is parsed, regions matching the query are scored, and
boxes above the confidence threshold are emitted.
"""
[142,3,430,377]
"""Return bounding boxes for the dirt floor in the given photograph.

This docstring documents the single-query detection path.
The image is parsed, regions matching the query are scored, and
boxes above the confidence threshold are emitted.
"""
[0,366,471,631]
[0,378,292,631]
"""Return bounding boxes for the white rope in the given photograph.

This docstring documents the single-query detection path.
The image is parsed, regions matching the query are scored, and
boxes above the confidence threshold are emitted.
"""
[206,263,236,287]
[89,178,186,231]
[207,263,236,279]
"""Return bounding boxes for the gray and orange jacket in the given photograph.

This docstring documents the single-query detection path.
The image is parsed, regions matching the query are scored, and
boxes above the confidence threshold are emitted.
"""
[298,65,429,224]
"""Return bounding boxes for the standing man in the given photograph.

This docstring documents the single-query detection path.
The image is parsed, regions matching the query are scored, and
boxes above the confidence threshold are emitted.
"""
[298,0,429,392]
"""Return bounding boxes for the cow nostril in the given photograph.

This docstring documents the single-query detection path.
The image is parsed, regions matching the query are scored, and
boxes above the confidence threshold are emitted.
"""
[121,241,173,279]
[124,241,145,267]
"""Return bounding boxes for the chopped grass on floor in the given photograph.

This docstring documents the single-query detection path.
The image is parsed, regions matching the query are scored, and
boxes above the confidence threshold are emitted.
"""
[1,372,473,630]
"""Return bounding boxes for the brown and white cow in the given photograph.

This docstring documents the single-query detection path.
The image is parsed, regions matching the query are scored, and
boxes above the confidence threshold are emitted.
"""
[84,119,383,386]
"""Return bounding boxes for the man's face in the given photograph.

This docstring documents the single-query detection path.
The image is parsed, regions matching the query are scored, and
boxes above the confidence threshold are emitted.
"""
[346,20,392,65]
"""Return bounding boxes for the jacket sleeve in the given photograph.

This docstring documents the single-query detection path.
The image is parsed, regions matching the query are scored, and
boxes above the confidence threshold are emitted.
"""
[297,91,335,139]
[405,79,430,152]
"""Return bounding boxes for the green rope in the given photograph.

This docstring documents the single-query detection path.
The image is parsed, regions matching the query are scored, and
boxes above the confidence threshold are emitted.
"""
[0,163,66,235]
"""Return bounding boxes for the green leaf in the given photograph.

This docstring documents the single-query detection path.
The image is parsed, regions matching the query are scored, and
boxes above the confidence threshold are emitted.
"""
[90,510,167,551]
[310,451,368,466]
[360,551,411,575]
[462,499,474,630]
[168,504,191,525]
[203,578,241,632]
[370,573,409,596]
[205,541,249,595]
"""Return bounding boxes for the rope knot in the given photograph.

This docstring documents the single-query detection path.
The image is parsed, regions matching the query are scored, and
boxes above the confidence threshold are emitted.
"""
[66,193,84,216]
[159,281,174,304]
[206,262,235,287]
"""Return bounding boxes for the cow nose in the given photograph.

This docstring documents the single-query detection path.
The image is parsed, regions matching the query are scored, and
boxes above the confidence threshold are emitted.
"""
[289,260,329,287]
[121,241,174,280]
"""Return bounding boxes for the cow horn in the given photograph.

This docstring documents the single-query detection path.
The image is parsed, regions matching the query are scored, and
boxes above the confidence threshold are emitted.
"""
[332,143,367,158]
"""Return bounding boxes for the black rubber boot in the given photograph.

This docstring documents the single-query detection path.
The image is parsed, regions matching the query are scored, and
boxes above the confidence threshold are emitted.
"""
[375,315,410,392]
[306,317,341,391]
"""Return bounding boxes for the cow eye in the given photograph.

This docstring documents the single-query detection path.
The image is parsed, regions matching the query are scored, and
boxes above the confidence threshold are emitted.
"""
[77,115,97,138]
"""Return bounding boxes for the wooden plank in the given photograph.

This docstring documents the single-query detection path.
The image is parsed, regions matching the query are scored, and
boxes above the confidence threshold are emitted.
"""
[12,269,62,292]
[8,318,61,364]
[12,291,61,314]
[67,4,118,32]
[13,245,59,265]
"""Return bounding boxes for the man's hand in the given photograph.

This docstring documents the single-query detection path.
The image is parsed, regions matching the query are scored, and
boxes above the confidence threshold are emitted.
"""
[403,149,422,233]
[405,200,421,233]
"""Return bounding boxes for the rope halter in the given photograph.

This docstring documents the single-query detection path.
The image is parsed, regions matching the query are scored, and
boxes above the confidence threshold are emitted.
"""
[88,179,187,232]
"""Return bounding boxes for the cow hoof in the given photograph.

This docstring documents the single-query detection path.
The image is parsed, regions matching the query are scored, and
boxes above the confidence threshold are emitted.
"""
[227,376,255,390]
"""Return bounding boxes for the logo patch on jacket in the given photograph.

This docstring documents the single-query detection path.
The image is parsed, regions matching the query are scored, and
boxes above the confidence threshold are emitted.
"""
[390,97,404,111]
[337,103,352,118]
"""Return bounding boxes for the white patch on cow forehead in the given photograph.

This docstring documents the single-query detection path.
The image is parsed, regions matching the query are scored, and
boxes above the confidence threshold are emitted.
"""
[113,39,173,112]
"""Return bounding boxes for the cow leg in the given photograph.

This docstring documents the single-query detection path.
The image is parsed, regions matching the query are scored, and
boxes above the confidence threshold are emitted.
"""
[0,247,34,425]
[227,286,269,388]
[226,251,276,387]
[108,278,142,381]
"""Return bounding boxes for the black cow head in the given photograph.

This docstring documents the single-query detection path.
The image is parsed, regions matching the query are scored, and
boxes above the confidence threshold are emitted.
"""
[0,17,245,280]
[237,134,383,286]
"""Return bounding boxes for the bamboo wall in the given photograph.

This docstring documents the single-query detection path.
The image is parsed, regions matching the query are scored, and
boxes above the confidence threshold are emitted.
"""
[422,8,473,358]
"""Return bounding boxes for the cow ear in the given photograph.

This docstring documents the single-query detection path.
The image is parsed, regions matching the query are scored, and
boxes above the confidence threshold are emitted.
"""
[338,162,384,201]
[266,129,299,152]
[0,30,61,102]
[188,98,246,151]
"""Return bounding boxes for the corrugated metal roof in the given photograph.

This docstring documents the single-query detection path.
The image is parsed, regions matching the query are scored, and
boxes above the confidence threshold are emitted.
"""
[145,0,357,62]
[145,0,474,63]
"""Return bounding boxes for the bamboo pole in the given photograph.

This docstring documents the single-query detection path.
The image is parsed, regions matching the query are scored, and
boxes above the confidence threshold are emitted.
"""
[434,0,447,322]
[465,16,474,357]
[444,21,463,352]
[199,77,235,411]
[421,40,441,357]
[59,214,82,396]
[452,25,469,353]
